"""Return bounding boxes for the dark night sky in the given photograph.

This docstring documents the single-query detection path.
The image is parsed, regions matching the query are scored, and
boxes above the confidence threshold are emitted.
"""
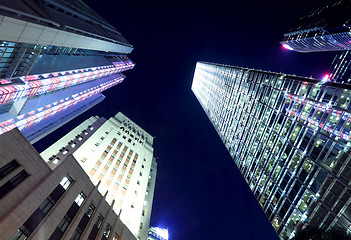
[34,0,337,239]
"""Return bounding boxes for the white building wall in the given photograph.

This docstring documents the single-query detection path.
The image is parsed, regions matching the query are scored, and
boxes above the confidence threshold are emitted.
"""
[41,112,157,239]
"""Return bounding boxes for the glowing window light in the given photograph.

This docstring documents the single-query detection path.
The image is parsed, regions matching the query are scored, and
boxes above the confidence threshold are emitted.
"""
[154,227,169,240]
[282,44,294,50]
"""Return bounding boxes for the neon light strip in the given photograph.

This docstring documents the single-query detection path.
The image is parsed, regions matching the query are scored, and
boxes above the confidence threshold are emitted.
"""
[0,76,125,134]
[284,94,351,141]
[0,59,134,105]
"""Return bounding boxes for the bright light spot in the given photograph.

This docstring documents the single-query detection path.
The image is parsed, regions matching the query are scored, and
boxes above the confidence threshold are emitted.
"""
[322,74,330,81]
[282,44,294,50]
[155,228,169,240]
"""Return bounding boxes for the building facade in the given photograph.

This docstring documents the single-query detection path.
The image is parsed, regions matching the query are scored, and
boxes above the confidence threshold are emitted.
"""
[0,0,135,143]
[147,227,168,240]
[41,112,157,240]
[0,128,136,240]
[280,0,351,53]
[192,62,351,239]
[280,0,351,84]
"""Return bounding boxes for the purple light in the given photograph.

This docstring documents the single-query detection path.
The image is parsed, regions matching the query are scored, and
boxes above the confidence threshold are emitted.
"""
[282,44,293,50]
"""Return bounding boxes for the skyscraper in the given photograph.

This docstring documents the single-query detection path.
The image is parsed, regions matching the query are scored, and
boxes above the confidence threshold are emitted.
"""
[280,0,351,53]
[41,112,157,240]
[0,128,137,240]
[280,0,351,84]
[192,62,351,239]
[0,0,134,143]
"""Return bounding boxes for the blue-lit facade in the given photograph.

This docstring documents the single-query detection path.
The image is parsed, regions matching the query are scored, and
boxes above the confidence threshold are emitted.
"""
[280,0,351,53]
[192,62,351,239]
[148,227,169,240]
[0,0,135,143]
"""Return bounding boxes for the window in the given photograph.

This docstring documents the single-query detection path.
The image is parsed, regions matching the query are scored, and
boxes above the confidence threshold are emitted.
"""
[53,157,60,164]
[0,170,29,199]
[60,176,73,190]
[96,214,104,228]
[75,192,86,206]
[39,196,55,214]
[103,224,111,237]
[70,227,82,240]
[57,215,72,233]
[86,204,95,217]
[0,160,20,179]
[10,226,30,240]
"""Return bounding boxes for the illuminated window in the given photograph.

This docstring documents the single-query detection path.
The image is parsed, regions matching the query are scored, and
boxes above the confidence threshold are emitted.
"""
[60,176,73,190]
[75,192,86,206]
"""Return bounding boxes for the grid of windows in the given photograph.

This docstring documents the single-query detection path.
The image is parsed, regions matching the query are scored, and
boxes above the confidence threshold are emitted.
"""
[192,62,351,239]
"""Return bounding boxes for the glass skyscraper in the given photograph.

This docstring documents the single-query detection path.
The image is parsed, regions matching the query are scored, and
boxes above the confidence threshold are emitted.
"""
[281,0,351,84]
[280,0,351,53]
[0,0,134,143]
[192,61,351,239]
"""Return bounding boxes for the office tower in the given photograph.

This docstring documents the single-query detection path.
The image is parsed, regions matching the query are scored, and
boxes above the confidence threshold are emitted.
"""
[280,0,351,83]
[0,128,136,240]
[0,0,134,143]
[41,112,157,240]
[192,62,351,239]
[281,0,351,53]
[147,227,169,240]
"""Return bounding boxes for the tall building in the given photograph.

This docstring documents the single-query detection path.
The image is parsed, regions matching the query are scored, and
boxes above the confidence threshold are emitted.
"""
[147,227,168,240]
[281,0,351,53]
[192,62,351,239]
[0,0,135,143]
[0,128,137,240]
[41,112,157,240]
[280,0,351,84]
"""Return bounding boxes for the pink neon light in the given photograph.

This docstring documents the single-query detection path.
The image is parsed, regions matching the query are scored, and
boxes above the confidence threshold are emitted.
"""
[282,44,293,50]
[0,59,135,105]
[0,76,125,134]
